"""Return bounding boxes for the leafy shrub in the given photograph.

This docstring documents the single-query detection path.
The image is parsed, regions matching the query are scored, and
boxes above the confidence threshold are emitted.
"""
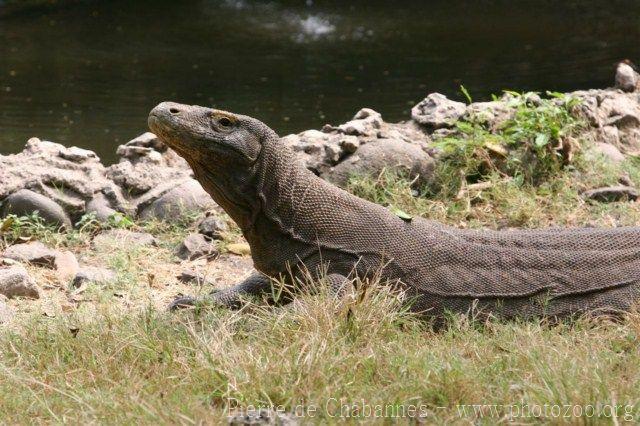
[432,91,584,197]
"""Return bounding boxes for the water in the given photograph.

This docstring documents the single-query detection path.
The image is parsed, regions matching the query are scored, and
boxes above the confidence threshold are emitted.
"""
[1,0,638,163]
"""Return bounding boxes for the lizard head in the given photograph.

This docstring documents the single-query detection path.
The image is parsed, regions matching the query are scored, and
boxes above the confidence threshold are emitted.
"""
[148,101,266,165]
[148,101,274,229]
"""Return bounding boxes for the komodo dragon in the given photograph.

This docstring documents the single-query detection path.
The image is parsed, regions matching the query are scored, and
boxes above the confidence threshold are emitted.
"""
[148,102,640,319]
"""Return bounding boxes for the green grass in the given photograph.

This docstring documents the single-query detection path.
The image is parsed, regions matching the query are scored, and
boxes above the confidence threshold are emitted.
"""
[1,285,640,423]
[348,152,640,230]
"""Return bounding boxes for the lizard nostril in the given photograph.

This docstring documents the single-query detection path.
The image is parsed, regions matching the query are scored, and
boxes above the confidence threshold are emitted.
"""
[169,107,180,114]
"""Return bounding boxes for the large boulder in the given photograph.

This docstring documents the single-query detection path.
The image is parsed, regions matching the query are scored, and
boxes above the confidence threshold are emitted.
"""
[597,94,640,155]
[105,160,184,196]
[0,138,114,224]
[615,62,639,92]
[115,132,188,169]
[598,95,640,129]
[0,265,40,299]
[138,179,216,220]
[283,108,432,183]
[107,133,192,197]
[1,189,72,228]
[107,133,216,220]
[325,138,436,186]
[411,93,467,128]
[85,192,120,222]
[283,130,360,175]
[572,89,640,156]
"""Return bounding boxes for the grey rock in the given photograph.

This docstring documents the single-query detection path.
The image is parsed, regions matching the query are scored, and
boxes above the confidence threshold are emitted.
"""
[283,130,343,174]
[115,133,170,164]
[324,142,343,165]
[592,142,625,163]
[85,192,119,222]
[0,299,14,323]
[619,128,640,156]
[106,160,169,195]
[0,138,113,223]
[599,95,640,130]
[599,126,621,146]
[59,146,98,163]
[139,179,217,220]
[177,233,219,261]
[106,131,192,200]
[0,265,40,299]
[465,101,513,129]
[124,132,168,152]
[54,250,79,283]
[101,185,135,217]
[72,266,117,288]
[591,93,640,155]
[335,108,383,136]
[573,93,600,127]
[615,62,639,92]
[290,130,327,155]
[325,138,436,187]
[197,215,229,240]
[411,93,467,128]
[353,107,380,120]
[3,241,58,267]
[116,145,157,161]
[92,229,158,248]
[1,189,72,229]
[283,110,431,178]
[583,186,638,203]
[339,136,360,153]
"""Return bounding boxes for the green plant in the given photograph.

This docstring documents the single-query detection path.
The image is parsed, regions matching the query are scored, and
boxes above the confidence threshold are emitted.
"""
[0,213,58,247]
[432,91,584,197]
[107,212,135,229]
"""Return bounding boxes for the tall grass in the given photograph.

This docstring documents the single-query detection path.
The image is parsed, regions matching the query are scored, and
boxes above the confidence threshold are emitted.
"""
[1,281,639,423]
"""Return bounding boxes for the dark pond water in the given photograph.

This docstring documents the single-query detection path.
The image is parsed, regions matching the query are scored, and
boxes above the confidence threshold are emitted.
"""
[1,0,638,163]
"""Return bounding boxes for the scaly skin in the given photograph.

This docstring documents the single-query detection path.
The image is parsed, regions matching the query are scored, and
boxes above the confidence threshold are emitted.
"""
[148,102,640,319]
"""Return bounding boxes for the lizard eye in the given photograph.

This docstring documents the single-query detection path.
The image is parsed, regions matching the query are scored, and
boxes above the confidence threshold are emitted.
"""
[218,117,233,127]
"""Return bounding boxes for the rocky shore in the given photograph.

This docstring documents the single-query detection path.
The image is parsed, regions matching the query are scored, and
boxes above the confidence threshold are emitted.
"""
[1,63,639,323]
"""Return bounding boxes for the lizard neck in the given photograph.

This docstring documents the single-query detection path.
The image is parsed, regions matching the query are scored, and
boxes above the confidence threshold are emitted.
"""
[238,136,315,273]
[252,136,314,232]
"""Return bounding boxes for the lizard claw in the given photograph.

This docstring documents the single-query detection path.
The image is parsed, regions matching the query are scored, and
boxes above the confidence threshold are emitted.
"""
[168,296,197,311]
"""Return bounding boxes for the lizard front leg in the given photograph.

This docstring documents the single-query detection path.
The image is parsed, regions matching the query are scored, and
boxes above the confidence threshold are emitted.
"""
[168,272,273,311]
[324,273,355,299]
